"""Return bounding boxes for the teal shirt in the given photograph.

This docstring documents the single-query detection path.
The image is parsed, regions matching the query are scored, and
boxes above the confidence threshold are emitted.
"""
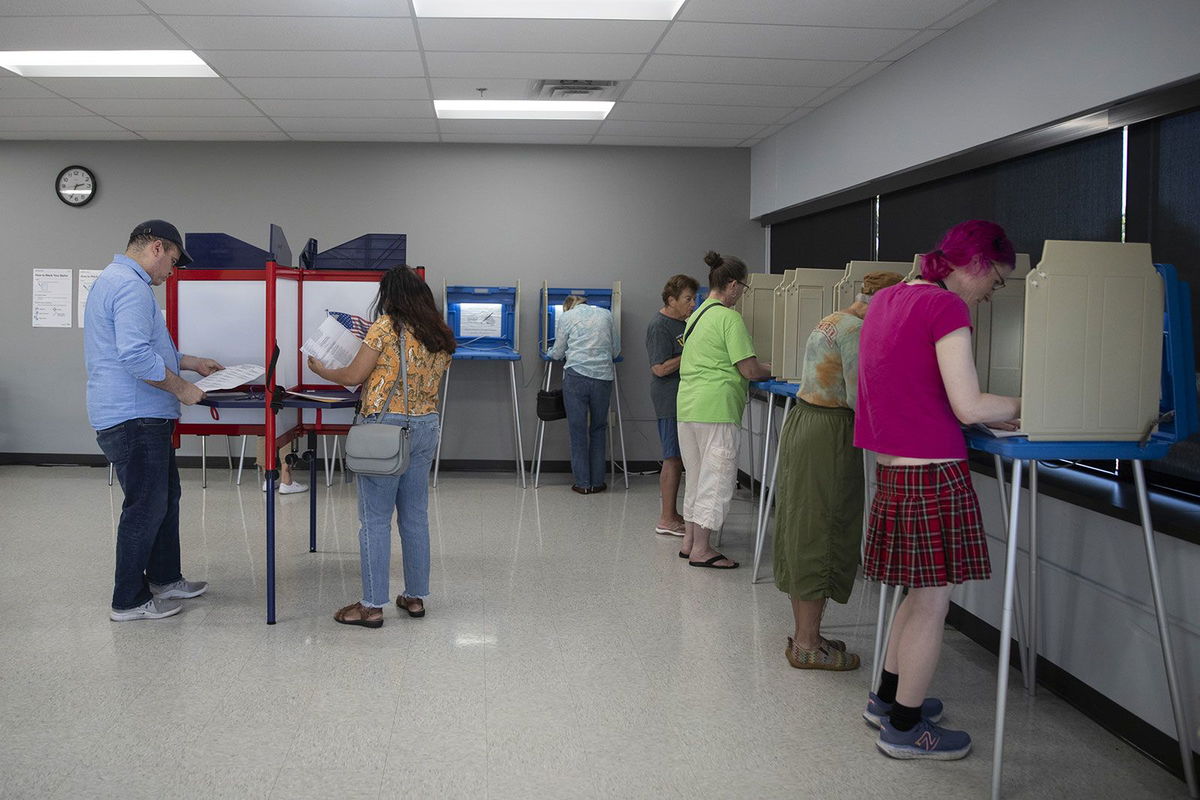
[677,298,756,423]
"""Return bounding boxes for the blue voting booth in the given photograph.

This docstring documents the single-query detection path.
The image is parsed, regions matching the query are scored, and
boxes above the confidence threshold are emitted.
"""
[433,282,526,486]
[532,281,628,489]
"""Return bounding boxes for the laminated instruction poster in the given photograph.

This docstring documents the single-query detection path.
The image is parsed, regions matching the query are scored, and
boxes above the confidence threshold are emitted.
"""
[32,268,72,328]
[458,303,503,338]
[77,269,103,327]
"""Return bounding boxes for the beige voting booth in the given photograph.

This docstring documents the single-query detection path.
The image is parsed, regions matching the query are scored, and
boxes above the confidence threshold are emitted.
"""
[736,273,785,363]
[773,268,843,381]
[972,253,1031,397]
[833,260,911,308]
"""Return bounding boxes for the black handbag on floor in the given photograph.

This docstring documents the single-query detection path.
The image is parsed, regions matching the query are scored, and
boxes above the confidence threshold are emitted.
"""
[537,389,566,421]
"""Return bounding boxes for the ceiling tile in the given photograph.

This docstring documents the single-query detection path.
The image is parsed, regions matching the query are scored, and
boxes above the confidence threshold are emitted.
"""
[425,52,645,80]
[777,107,813,125]
[439,134,595,145]
[0,15,182,50]
[76,98,263,116]
[679,0,970,28]
[163,16,418,51]
[272,117,439,134]
[0,79,59,100]
[230,78,430,100]
[2,1,147,14]
[599,119,764,138]
[638,55,868,86]
[437,119,602,135]
[0,116,128,132]
[0,98,91,115]
[878,29,945,61]
[139,131,291,140]
[658,22,916,61]
[591,135,742,147]
[289,133,440,141]
[0,130,141,140]
[254,99,434,118]
[144,0,410,15]
[932,0,997,29]
[114,116,279,132]
[430,78,534,100]
[620,80,825,107]
[29,78,242,99]
[838,61,893,87]
[200,51,426,78]
[417,19,666,53]
[609,102,788,124]
[805,86,850,106]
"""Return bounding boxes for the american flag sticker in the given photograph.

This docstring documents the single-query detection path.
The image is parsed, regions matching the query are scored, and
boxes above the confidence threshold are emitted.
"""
[327,310,371,339]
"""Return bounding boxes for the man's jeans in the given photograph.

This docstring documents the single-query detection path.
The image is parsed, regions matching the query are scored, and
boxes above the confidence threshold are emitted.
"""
[356,412,440,607]
[561,368,612,489]
[96,418,183,611]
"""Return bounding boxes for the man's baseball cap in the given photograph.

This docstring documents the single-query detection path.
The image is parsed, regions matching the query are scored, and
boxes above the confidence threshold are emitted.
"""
[132,219,192,267]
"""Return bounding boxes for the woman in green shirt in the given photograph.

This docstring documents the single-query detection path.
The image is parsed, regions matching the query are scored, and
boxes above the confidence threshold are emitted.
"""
[676,251,771,569]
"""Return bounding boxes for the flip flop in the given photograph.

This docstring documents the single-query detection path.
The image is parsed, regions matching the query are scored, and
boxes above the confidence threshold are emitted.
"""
[655,523,686,536]
[678,551,689,559]
[689,554,739,569]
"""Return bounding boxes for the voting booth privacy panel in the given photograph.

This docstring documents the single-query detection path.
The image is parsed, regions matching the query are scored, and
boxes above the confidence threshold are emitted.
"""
[538,281,622,356]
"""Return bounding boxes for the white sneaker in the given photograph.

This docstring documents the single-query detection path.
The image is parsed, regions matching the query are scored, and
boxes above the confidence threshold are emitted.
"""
[149,578,208,599]
[262,480,267,492]
[279,481,308,495]
[110,597,182,621]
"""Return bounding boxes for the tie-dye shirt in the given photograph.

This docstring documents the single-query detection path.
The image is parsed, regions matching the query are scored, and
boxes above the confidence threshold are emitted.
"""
[797,311,862,411]
[361,315,451,416]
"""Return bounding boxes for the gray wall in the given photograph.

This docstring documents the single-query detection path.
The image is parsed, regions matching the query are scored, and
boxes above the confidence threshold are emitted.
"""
[751,0,1200,217]
[0,141,761,460]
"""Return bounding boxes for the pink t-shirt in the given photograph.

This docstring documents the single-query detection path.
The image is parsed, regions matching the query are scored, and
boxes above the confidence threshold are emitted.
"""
[854,283,973,459]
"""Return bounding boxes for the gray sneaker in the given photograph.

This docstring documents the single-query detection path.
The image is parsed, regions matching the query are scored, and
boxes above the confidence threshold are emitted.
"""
[150,578,208,599]
[110,597,183,621]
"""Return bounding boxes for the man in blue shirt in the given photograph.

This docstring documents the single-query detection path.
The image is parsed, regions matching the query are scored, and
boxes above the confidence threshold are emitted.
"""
[86,220,223,621]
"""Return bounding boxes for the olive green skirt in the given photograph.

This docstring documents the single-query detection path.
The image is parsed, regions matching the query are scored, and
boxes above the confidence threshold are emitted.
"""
[772,398,864,603]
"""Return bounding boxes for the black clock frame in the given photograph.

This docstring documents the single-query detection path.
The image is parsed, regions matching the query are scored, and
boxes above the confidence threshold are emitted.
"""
[55,165,96,207]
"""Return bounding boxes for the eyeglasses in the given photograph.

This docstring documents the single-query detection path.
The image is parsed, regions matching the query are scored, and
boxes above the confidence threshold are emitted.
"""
[991,263,1007,291]
[736,280,751,290]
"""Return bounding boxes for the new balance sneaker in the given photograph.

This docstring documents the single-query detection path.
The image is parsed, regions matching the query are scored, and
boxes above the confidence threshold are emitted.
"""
[110,597,182,622]
[149,578,208,599]
[279,481,308,495]
[863,691,944,728]
[877,718,971,760]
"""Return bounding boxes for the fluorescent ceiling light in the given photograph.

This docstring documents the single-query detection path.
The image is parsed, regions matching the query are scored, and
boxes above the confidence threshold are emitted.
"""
[435,100,614,120]
[413,0,685,20]
[0,51,217,78]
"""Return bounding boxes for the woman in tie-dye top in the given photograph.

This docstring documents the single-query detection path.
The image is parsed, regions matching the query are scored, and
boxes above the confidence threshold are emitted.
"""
[772,270,904,672]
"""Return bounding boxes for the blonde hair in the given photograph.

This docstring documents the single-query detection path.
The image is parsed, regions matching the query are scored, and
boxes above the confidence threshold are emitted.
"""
[562,295,586,311]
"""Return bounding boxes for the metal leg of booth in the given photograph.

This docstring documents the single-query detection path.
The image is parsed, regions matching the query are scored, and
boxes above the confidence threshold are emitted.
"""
[751,397,776,570]
[108,462,114,486]
[612,369,628,489]
[868,584,904,693]
[236,435,248,486]
[265,470,277,625]
[990,454,1032,688]
[432,368,450,488]
[1027,461,1039,696]
[201,435,207,489]
[533,362,552,489]
[990,458,1025,800]
[1132,461,1198,799]
[751,397,792,584]
[307,431,317,553]
[509,362,527,488]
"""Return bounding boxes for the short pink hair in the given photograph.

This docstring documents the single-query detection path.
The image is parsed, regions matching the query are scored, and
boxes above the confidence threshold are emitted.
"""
[920,220,1015,282]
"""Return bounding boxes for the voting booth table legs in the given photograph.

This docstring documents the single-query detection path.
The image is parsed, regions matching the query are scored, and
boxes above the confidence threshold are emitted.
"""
[749,381,797,584]
[531,359,628,490]
[431,358,527,489]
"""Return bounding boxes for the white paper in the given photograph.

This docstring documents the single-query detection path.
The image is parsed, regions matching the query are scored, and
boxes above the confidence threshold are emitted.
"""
[193,364,264,392]
[300,315,362,369]
[77,269,102,328]
[32,268,72,328]
[968,423,1026,439]
[285,389,350,403]
[458,302,503,338]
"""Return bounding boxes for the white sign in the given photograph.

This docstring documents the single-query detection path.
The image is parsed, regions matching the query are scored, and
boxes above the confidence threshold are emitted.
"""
[458,302,503,338]
[77,269,102,328]
[32,268,72,328]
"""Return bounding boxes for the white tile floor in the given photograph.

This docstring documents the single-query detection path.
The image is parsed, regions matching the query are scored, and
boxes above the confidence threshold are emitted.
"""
[0,464,1187,799]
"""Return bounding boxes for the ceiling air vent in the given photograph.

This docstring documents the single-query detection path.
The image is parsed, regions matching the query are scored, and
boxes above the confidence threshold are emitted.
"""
[530,80,621,100]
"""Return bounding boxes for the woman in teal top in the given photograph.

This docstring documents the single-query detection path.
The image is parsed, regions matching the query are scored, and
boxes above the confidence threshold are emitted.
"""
[676,251,771,569]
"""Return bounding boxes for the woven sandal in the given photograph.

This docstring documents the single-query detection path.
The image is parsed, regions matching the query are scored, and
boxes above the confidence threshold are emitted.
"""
[786,638,860,671]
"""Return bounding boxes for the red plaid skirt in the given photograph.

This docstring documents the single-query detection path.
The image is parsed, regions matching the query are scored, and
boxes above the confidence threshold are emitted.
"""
[863,460,991,587]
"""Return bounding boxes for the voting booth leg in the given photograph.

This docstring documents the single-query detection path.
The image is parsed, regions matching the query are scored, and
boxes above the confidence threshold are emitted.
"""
[432,369,450,488]
[509,362,527,488]
[869,584,904,693]
[991,458,1024,800]
[236,435,248,486]
[1027,462,1039,696]
[308,431,317,553]
[533,362,552,489]
[225,436,234,483]
[1133,461,1199,799]
[991,455,1032,686]
[747,399,759,499]
[612,370,629,490]
[108,462,114,487]
[752,398,777,567]
[201,436,207,489]
[265,472,277,625]
[751,397,792,584]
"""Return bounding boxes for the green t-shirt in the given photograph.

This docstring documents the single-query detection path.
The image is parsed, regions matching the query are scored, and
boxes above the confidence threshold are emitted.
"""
[676,298,757,423]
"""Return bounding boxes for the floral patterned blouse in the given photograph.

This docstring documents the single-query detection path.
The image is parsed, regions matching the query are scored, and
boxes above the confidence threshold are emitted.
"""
[360,315,451,416]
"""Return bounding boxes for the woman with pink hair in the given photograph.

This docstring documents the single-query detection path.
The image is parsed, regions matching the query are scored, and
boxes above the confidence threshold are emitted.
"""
[855,220,1021,760]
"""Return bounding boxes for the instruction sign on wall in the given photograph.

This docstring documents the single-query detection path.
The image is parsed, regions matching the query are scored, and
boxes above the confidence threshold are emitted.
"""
[32,269,72,328]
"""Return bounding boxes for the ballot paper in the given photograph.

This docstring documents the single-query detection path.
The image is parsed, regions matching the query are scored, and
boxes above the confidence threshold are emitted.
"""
[193,364,264,392]
[968,423,1026,439]
[301,315,362,369]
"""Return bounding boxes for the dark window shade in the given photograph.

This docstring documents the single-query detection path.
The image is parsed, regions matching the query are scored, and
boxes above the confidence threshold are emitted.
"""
[769,199,873,273]
[879,131,1122,262]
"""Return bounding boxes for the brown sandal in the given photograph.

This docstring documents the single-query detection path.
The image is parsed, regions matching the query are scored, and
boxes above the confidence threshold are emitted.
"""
[396,595,425,618]
[334,602,383,628]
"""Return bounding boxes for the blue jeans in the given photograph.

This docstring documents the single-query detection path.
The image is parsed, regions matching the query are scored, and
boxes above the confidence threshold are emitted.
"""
[356,412,440,607]
[562,368,611,489]
[96,418,183,611]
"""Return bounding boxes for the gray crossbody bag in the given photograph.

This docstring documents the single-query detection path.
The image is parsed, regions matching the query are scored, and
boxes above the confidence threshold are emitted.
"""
[345,328,411,476]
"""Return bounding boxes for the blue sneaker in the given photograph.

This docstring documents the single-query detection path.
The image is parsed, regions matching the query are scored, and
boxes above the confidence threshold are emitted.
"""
[877,718,971,760]
[862,692,943,728]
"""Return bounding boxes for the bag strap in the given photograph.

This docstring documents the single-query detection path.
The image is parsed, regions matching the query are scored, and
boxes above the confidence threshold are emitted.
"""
[683,300,721,344]
[359,324,411,426]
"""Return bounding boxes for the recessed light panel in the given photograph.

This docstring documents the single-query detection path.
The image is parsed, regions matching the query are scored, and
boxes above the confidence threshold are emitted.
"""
[413,0,685,20]
[0,51,217,78]
[435,100,614,120]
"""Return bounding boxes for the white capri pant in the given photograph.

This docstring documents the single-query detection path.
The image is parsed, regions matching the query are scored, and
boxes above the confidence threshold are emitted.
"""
[678,421,741,531]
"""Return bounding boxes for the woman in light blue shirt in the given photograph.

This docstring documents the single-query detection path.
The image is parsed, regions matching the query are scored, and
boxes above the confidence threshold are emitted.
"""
[549,295,621,493]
